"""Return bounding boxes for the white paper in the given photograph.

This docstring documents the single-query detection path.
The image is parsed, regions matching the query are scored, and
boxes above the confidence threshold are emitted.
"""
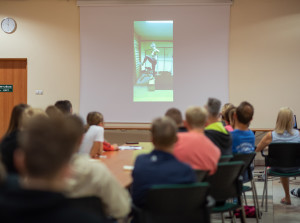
[119,146,142,150]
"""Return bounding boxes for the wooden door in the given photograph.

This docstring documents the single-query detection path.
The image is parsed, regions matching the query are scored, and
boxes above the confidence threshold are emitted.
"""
[0,59,27,139]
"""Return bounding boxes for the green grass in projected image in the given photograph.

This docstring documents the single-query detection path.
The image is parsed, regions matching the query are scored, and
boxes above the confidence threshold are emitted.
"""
[133,20,173,102]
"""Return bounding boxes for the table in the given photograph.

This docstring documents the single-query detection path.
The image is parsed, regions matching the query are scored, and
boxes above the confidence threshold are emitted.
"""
[99,142,153,187]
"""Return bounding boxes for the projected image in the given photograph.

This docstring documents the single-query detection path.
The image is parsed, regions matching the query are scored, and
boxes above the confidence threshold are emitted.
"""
[133,21,173,102]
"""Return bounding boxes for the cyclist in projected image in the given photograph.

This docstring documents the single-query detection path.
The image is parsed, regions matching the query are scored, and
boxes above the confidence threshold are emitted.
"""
[141,42,159,77]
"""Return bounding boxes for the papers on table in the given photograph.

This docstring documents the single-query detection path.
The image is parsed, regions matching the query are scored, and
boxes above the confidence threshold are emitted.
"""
[123,165,134,170]
[119,146,142,150]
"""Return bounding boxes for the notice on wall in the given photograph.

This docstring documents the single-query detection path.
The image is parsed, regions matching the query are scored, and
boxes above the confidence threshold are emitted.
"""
[0,85,13,92]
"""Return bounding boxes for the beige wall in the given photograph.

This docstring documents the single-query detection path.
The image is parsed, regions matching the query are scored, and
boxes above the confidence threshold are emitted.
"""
[1,0,300,128]
[229,0,300,128]
[0,0,80,112]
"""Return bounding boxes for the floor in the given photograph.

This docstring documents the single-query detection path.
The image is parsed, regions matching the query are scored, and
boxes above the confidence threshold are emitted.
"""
[211,167,300,223]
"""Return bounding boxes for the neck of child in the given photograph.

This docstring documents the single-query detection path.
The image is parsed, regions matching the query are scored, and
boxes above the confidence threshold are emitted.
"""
[21,176,65,192]
[235,121,249,131]
[189,128,204,134]
[156,145,174,154]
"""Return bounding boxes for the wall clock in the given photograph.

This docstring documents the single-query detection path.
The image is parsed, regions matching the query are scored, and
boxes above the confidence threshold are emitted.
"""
[1,18,17,34]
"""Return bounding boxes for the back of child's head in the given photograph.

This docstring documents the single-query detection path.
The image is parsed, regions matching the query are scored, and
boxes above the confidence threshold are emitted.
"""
[19,116,79,179]
[54,100,72,115]
[165,108,183,126]
[151,117,177,149]
[185,106,207,129]
[236,101,254,125]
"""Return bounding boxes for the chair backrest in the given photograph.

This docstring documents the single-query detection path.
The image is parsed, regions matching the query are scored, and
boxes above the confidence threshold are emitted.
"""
[219,155,233,163]
[231,153,256,180]
[266,143,300,167]
[68,196,111,222]
[141,182,211,223]
[195,170,209,182]
[206,161,244,202]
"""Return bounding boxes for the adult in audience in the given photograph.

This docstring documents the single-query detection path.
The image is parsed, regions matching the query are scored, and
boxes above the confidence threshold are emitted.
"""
[165,107,187,132]
[0,116,103,222]
[131,117,196,208]
[54,100,73,114]
[78,112,104,158]
[256,107,300,205]
[173,106,220,175]
[231,102,255,154]
[204,98,232,155]
[63,115,131,219]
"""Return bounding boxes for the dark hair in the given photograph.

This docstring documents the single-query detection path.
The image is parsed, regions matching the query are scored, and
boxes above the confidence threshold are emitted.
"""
[151,117,177,148]
[54,100,72,114]
[165,108,183,126]
[206,98,221,117]
[5,104,29,136]
[236,101,254,125]
[45,105,63,119]
[19,116,79,178]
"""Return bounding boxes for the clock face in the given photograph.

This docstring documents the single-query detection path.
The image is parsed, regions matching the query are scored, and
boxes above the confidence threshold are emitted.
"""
[1,18,16,34]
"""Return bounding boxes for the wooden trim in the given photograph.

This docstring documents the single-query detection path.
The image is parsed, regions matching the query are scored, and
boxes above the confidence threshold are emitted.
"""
[105,122,151,130]
[104,123,274,132]
[0,58,27,61]
[77,0,232,7]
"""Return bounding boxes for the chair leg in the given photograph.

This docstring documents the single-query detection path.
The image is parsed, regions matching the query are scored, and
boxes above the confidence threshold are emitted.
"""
[229,211,236,223]
[239,196,247,223]
[251,180,259,222]
[221,212,225,223]
[243,192,248,205]
[261,179,265,208]
[265,169,268,212]
[251,179,262,219]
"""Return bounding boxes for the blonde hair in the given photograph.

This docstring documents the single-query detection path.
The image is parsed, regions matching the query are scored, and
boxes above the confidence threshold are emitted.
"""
[221,103,234,121]
[21,108,48,130]
[185,106,207,128]
[275,107,294,135]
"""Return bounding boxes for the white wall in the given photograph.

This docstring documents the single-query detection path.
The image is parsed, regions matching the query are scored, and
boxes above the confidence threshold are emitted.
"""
[229,0,300,128]
[0,0,80,112]
[2,0,300,127]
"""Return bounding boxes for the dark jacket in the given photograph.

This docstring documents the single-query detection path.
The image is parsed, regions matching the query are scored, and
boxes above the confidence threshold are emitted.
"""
[0,183,105,223]
[205,130,232,155]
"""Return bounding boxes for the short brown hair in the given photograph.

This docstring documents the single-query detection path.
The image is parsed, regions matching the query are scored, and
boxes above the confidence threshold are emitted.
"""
[185,106,207,128]
[236,101,254,125]
[55,100,72,114]
[19,116,80,178]
[165,108,183,126]
[45,105,63,120]
[151,117,177,148]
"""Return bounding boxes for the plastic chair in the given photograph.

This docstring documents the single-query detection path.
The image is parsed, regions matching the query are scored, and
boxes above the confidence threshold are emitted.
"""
[135,182,213,223]
[231,153,261,222]
[219,155,233,163]
[68,196,113,222]
[195,170,209,182]
[206,161,246,223]
[261,143,300,212]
